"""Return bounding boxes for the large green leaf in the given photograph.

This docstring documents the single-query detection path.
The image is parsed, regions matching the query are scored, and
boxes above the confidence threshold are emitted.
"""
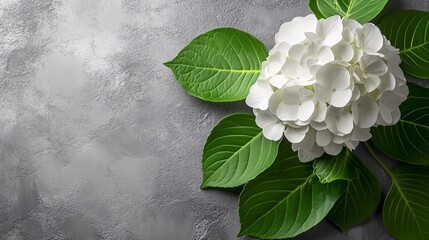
[372,83,429,165]
[383,164,429,240]
[309,0,388,24]
[328,153,381,232]
[313,149,358,183]
[379,10,429,79]
[201,113,280,188]
[238,143,345,239]
[164,28,267,102]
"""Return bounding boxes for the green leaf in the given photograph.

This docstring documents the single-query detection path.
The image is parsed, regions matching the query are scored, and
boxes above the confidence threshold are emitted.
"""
[164,28,268,102]
[309,0,388,24]
[313,149,358,183]
[371,83,429,165]
[383,164,429,240]
[379,10,429,79]
[309,0,324,19]
[201,113,280,188]
[327,153,381,232]
[238,143,345,239]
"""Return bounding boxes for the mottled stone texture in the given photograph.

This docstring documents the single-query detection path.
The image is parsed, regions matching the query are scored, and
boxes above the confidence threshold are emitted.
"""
[0,0,427,239]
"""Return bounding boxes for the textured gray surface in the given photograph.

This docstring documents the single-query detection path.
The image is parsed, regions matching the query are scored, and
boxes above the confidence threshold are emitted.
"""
[0,0,428,239]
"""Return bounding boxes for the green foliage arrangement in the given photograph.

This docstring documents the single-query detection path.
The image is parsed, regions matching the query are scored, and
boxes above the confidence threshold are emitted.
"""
[165,1,429,239]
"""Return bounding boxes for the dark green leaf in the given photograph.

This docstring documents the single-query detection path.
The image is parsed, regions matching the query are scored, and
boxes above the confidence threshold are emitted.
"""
[238,143,345,239]
[309,0,388,24]
[328,153,381,232]
[165,28,268,102]
[379,10,429,79]
[313,149,358,183]
[372,83,429,165]
[201,113,280,188]
[383,164,429,240]
[309,0,324,19]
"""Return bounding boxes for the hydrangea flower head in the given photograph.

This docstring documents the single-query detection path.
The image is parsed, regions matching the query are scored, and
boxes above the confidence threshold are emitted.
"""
[246,14,408,162]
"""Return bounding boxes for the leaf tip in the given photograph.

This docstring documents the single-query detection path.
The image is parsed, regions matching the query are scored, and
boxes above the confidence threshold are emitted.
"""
[337,224,350,234]
[163,60,173,68]
[200,181,209,189]
[236,229,246,237]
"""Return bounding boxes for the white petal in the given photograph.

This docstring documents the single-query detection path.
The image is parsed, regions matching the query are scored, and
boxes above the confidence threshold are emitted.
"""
[294,119,311,126]
[325,106,338,133]
[267,52,285,75]
[316,64,350,89]
[245,79,274,110]
[324,143,343,155]
[298,87,315,102]
[332,42,354,62]
[345,140,359,150]
[351,47,364,63]
[298,14,318,33]
[357,23,383,53]
[351,127,372,141]
[263,121,286,141]
[305,32,318,42]
[281,86,301,104]
[360,54,388,76]
[296,66,314,85]
[269,74,288,89]
[267,61,283,76]
[259,61,270,79]
[276,23,303,45]
[391,108,401,124]
[380,42,399,60]
[298,150,315,162]
[268,90,283,115]
[281,59,299,79]
[316,129,332,147]
[352,95,379,128]
[298,145,324,162]
[332,134,351,144]
[298,100,315,121]
[342,28,355,44]
[332,68,351,90]
[277,14,317,45]
[288,44,307,60]
[352,66,363,83]
[396,84,410,99]
[254,109,277,128]
[337,110,354,134]
[284,126,309,143]
[379,73,396,92]
[313,102,328,122]
[270,42,291,56]
[316,16,343,46]
[276,102,299,121]
[295,128,317,151]
[351,85,361,101]
[388,55,405,79]
[379,104,393,124]
[363,75,380,92]
[311,121,327,130]
[330,89,352,107]
[315,85,332,103]
[343,19,362,31]
[316,46,335,64]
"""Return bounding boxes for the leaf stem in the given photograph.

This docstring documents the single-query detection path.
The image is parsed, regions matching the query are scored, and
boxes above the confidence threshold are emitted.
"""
[364,142,393,177]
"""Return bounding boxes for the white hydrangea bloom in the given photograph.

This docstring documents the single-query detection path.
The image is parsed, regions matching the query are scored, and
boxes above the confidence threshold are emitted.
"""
[245,14,409,162]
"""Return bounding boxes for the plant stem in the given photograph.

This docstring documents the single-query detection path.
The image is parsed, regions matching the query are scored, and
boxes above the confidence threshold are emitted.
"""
[364,142,393,177]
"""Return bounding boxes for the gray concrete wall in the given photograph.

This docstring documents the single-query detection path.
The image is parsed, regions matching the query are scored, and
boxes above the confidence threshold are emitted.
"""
[0,0,428,239]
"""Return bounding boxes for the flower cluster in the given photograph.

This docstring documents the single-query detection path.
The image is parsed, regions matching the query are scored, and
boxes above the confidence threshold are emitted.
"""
[246,14,408,162]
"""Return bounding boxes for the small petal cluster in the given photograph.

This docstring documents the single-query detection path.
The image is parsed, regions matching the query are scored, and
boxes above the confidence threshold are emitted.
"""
[246,14,408,162]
